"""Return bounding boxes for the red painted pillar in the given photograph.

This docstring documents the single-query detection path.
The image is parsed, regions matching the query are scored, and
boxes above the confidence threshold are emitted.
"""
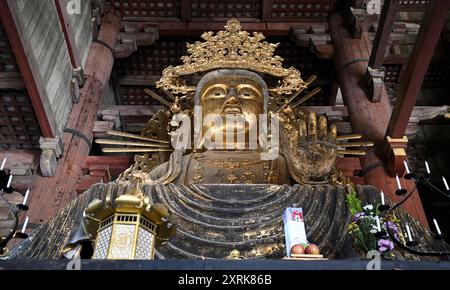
[329,12,429,227]
[28,9,121,224]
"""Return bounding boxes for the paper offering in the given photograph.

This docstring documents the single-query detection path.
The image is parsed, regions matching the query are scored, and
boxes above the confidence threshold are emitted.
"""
[283,207,309,257]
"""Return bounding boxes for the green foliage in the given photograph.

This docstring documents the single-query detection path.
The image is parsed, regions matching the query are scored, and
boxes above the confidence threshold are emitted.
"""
[346,187,384,255]
[346,187,363,216]
[348,218,378,254]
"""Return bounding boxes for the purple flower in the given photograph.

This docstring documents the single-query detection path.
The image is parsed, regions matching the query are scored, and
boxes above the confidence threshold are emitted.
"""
[386,221,399,239]
[353,212,365,222]
[386,221,398,233]
[378,239,394,253]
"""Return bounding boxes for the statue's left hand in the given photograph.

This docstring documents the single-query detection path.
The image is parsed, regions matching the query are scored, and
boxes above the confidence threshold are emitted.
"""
[282,109,337,184]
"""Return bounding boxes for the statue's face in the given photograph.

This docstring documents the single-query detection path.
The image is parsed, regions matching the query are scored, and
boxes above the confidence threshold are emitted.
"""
[200,75,264,136]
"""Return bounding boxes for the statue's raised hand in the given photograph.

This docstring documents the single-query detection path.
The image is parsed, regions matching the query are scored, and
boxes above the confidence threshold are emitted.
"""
[280,109,337,185]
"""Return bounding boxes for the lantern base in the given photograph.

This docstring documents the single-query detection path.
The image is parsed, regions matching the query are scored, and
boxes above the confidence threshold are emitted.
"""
[404,173,416,180]
[395,189,407,196]
[17,204,29,211]
[378,204,390,212]
[435,234,445,241]
[14,232,28,239]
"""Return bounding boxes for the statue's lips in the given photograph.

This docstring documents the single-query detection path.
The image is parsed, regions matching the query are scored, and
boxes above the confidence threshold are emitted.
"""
[222,106,243,115]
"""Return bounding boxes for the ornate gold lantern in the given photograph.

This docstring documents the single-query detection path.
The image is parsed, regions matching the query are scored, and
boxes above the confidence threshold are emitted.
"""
[83,186,175,260]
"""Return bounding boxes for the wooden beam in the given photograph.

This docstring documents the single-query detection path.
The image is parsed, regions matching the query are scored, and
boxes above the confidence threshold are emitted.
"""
[82,155,133,176]
[330,15,391,146]
[27,9,121,224]
[54,0,81,68]
[369,0,398,69]
[99,105,165,116]
[0,0,56,137]
[75,175,103,195]
[117,75,161,86]
[118,30,158,46]
[329,11,429,227]
[365,0,399,103]
[386,0,450,138]
[121,21,328,36]
[114,43,134,59]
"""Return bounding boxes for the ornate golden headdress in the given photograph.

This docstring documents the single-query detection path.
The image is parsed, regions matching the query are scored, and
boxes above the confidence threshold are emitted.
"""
[156,19,307,96]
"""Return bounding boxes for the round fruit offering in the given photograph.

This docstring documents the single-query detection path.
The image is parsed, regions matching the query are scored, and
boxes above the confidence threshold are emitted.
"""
[305,243,320,255]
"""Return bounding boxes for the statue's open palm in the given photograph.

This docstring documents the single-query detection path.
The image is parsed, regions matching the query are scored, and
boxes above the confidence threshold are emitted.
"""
[281,110,337,184]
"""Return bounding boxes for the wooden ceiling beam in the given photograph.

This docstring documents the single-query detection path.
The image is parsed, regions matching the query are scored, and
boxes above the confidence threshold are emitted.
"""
[0,0,56,138]
[386,0,450,139]
[115,25,158,58]
[54,0,81,69]
[369,0,399,69]
[120,21,329,36]
[117,75,161,86]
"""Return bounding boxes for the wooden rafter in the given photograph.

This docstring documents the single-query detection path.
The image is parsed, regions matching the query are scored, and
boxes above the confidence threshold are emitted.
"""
[0,0,56,138]
[386,0,450,138]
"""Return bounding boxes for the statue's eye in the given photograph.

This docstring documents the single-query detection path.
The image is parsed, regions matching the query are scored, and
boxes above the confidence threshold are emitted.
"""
[209,88,226,98]
[239,88,256,99]
[203,85,227,100]
[236,84,261,99]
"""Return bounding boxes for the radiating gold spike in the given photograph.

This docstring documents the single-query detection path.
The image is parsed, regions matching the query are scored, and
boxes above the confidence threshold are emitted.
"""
[336,134,363,141]
[336,141,375,148]
[283,75,317,106]
[102,148,173,153]
[336,150,367,156]
[291,87,322,109]
[306,75,317,85]
[95,139,170,148]
[163,89,176,101]
[144,89,171,107]
[179,91,193,102]
[106,130,170,144]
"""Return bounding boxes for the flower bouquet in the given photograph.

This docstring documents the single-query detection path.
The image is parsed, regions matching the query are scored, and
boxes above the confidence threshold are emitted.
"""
[346,189,398,258]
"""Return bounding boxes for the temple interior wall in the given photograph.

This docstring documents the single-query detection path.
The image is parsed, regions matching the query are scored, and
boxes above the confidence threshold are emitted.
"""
[7,0,93,135]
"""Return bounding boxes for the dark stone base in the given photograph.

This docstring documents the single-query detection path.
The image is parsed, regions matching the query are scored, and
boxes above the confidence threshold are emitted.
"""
[1,259,450,270]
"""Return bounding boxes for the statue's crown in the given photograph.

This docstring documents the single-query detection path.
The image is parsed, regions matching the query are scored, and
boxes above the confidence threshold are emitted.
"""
[156,19,307,96]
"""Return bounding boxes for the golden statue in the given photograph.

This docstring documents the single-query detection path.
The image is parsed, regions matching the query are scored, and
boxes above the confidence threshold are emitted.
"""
[6,20,383,260]
[106,19,373,187]
[84,20,375,259]
[4,20,444,262]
